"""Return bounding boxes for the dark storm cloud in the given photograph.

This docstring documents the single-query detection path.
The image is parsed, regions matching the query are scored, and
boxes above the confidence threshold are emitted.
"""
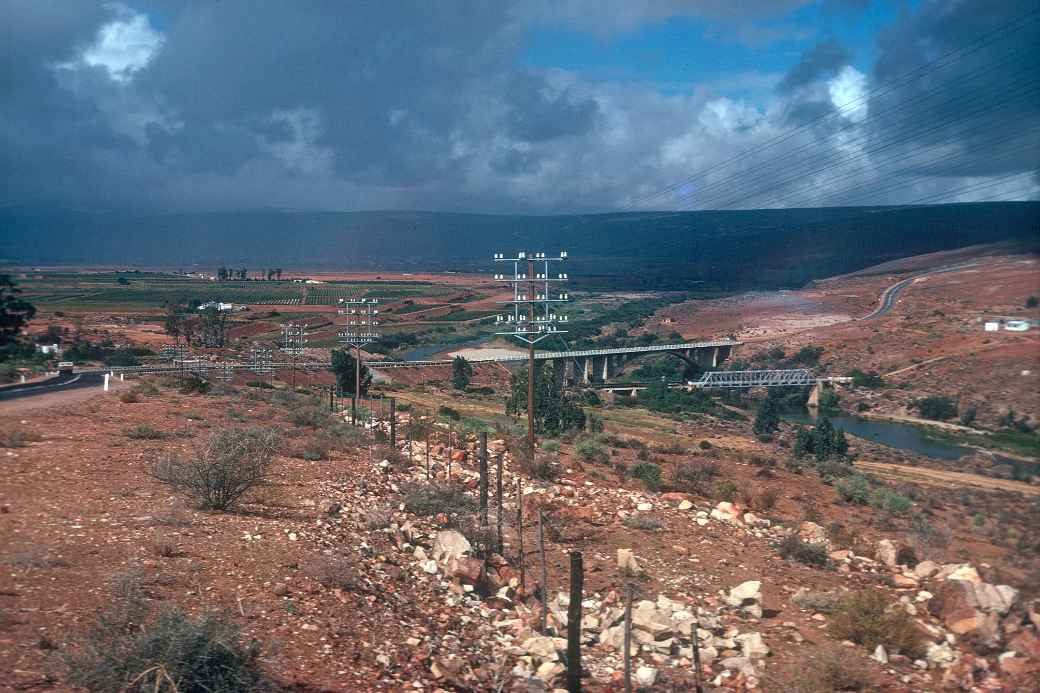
[777,40,852,93]
[0,0,1036,214]
[867,0,1040,180]
[504,72,600,142]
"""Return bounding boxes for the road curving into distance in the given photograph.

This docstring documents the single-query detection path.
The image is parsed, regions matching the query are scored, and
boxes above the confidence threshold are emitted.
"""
[0,372,106,402]
[860,262,978,320]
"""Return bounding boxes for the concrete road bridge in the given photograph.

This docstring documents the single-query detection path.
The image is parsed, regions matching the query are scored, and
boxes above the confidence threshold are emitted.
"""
[96,340,743,384]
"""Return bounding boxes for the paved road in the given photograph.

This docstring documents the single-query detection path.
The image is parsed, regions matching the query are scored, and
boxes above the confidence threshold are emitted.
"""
[0,372,105,402]
[860,262,977,320]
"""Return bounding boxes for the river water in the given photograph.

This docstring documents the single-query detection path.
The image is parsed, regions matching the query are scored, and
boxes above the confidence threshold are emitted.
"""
[781,409,971,460]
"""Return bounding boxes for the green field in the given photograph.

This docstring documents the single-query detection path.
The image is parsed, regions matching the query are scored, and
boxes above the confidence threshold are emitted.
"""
[14,272,452,310]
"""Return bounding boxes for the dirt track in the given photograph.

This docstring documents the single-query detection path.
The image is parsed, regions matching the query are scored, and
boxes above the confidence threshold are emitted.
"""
[857,460,1040,496]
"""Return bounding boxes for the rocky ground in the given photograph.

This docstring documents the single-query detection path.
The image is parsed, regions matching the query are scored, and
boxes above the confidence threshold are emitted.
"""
[2,377,1038,692]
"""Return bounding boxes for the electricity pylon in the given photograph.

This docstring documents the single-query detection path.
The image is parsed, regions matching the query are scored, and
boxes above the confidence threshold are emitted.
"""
[337,298,380,425]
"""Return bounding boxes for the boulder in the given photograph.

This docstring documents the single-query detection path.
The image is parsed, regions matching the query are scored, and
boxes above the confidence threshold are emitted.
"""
[937,563,982,583]
[930,579,1016,651]
[710,502,742,523]
[875,539,898,568]
[521,635,566,661]
[635,666,658,687]
[725,581,763,619]
[617,548,641,575]
[736,632,770,659]
[914,560,940,580]
[450,556,484,584]
[432,530,471,564]
[798,521,827,544]
[720,656,756,677]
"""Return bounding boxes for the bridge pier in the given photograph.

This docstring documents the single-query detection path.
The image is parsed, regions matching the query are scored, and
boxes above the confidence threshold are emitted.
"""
[807,382,823,408]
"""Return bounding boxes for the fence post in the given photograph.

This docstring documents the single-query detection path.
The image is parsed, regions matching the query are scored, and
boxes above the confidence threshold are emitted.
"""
[447,420,453,481]
[496,452,504,554]
[328,385,334,413]
[425,428,431,480]
[691,605,705,693]
[389,397,396,448]
[538,510,548,634]
[516,477,525,592]
[624,584,633,693]
[566,551,583,693]
[479,432,489,528]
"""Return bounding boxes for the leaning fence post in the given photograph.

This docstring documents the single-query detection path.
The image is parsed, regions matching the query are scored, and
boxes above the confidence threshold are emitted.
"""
[479,432,489,528]
[624,584,633,693]
[425,428,431,480]
[566,551,584,693]
[389,397,397,448]
[447,420,453,480]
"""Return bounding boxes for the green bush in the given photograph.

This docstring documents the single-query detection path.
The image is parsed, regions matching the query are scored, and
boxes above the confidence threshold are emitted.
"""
[868,487,913,515]
[630,462,662,492]
[438,405,461,420]
[848,369,885,388]
[915,395,958,421]
[715,480,738,502]
[816,457,855,480]
[540,440,560,453]
[574,436,609,464]
[835,474,871,505]
[698,440,713,450]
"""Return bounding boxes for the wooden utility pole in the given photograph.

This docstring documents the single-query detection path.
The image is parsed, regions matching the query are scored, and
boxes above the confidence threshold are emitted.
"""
[566,551,583,693]
[352,343,360,426]
[496,452,504,553]
[526,256,536,463]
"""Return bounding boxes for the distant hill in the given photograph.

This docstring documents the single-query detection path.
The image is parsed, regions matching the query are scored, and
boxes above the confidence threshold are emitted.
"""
[1,202,1036,290]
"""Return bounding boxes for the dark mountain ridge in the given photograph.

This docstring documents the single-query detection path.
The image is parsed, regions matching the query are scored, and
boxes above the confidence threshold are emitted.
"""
[1,202,1036,290]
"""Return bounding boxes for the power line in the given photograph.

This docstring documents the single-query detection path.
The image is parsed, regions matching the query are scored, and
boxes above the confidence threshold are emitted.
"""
[615,5,1040,212]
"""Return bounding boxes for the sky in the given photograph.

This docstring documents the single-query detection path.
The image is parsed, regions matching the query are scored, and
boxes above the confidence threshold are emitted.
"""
[2,0,1038,214]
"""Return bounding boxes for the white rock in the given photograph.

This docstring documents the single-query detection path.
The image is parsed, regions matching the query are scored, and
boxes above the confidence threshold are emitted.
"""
[876,539,898,567]
[617,548,641,575]
[678,500,693,510]
[421,559,438,574]
[710,502,742,523]
[432,530,471,564]
[637,502,653,511]
[721,656,756,676]
[522,636,567,660]
[872,645,889,664]
[736,632,770,659]
[939,563,981,583]
[725,580,763,617]
[635,666,658,687]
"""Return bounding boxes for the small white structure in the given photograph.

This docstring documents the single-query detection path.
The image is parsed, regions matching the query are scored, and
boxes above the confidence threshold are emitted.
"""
[984,322,1000,332]
[1005,320,1030,332]
[197,301,234,312]
[37,343,61,355]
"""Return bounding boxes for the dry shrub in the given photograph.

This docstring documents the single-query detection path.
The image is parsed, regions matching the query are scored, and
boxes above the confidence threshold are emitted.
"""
[151,535,180,558]
[623,515,663,531]
[306,555,358,591]
[118,390,140,404]
[360,508,392,531]
[756,487,781,511]
[791,589,840,613]
[402,481,477,517]
[151,427,279,511]
[770,646,875,693]
[672,459,720,495]
[64,570,270,692]
[778,533,830,568]
[125,424,165,440]
[828,590,925,658]
[0,425,42,448]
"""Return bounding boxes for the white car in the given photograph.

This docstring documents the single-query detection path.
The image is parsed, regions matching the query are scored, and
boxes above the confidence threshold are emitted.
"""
[1005,320,1030,332]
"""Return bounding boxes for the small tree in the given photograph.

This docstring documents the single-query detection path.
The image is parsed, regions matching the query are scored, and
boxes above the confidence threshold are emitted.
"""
[1027,295,1038,308]
[506,362,585,435]
[0,275,36,349]
[916,395,957,421]
[451,355,473,390]
[753,395,780,435]
[330,349,372,396]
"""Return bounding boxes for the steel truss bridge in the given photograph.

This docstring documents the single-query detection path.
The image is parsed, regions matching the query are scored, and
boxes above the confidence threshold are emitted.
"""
[693,369,851,388]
